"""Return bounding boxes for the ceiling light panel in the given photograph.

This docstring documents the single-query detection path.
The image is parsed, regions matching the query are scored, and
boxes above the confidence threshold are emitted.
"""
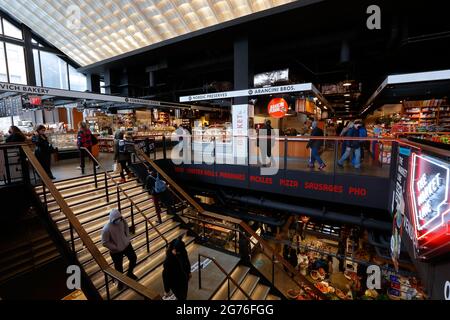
[1,0,295,66]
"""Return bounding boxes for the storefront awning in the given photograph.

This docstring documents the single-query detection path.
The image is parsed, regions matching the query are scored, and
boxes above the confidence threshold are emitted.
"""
[361,69,450,116]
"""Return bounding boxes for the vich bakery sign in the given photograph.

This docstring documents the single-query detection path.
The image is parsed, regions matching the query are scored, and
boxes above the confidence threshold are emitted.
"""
[408,153,450,258]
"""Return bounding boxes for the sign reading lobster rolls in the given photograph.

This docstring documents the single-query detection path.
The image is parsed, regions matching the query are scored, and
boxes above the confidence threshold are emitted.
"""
[268,98,288,118]
[408,153,450,258]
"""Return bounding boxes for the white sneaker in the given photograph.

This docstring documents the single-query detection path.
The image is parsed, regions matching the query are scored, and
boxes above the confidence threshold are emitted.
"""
[76,166,82,170]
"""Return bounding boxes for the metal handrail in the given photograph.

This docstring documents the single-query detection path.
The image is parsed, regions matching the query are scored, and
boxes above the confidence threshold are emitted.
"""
[133,150,325,299]
[198,253,252,300]
[133,149,189,207]
[21,145,160,300]
[135,148,204,212]
[79,147,169,247]
[182,211,325,300]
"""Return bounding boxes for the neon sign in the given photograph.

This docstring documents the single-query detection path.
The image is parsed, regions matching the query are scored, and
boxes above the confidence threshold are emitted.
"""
[409,153,449,243]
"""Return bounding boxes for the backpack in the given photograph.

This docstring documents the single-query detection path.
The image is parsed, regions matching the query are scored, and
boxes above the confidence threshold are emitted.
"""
[146,173,167,194]
[118,139,134,153]
[154,174,167,193]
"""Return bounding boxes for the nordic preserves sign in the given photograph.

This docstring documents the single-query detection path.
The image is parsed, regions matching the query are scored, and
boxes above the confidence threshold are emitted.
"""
[179,83,313,102]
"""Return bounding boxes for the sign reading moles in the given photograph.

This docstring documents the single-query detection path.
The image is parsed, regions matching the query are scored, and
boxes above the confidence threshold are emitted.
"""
[408,153,449,258]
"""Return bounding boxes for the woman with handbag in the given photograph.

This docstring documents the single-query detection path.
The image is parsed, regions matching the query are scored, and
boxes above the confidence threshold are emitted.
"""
[32,125,56,179]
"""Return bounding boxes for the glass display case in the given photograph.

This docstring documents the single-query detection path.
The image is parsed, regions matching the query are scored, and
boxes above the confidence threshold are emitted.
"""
[48,133,77,151]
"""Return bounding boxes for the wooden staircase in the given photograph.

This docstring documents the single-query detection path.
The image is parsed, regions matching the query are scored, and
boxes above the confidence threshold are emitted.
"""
[34,172,281,300]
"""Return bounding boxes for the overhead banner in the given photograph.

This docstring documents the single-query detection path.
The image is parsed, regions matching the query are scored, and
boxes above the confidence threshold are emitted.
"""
[179,83,313,102]
[0,82,161,107]
[254,69,289,87]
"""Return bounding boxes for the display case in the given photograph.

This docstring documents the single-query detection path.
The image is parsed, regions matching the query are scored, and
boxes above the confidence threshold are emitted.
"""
[48,133,77,151]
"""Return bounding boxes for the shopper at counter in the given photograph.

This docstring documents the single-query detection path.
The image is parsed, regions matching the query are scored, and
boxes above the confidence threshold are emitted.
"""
[6,126,26,143]
[32,125,56,179]
[307,121,326,170]
[77,122,93,174]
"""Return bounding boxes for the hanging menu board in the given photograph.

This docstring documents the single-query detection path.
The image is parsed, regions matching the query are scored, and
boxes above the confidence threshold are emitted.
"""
[0,96,22,117]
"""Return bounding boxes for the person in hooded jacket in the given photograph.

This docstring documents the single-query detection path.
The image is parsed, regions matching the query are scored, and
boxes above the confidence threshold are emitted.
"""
[101,209,138,290]
[162,237,191,300]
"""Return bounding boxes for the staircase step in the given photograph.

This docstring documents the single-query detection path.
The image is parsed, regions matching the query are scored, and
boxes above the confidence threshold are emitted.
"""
[52,194,153,232]
[96,232,193,300]
[84,224,186,280]
[212,265,250,300]
[76,216,174,265]
[112,237,196,300]
[250,284,271,300]
[42,180,140,209]
[64,209,168,254]
[48,187,148,216]
[266,294,281,300]
[35,172,123,193]
[231,274,259,300]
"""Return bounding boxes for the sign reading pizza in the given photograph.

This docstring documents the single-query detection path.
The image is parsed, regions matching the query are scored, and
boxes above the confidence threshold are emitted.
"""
[409,153,449,257]
[267,98,288,118]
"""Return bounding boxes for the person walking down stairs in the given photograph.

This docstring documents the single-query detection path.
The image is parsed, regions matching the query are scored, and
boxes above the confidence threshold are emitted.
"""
[101,209,138,291]
[162,238,192,301]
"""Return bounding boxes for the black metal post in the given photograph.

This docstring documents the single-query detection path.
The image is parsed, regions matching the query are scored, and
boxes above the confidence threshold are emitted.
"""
[42,185,48,215]
[70,223,76,253]
[283,136,287,170]
[104,173,109,202]
[104,273,111,300]
[117,187,121,211]
[130,205,135,234]
[234,227,237,254]
[145,220,150,253]
[93,156,98,188]
[198,255,202,289]
[4,149,11,184]
[227,278,230,300]
[19,148,30,185]
[334,140,338,174]
[162,135,167,160]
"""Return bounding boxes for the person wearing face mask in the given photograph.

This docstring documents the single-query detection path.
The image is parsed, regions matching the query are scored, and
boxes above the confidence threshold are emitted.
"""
[101,209,138,290]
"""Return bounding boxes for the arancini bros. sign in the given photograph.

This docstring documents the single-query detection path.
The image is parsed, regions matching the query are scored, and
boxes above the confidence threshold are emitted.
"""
[267,98,288,118]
